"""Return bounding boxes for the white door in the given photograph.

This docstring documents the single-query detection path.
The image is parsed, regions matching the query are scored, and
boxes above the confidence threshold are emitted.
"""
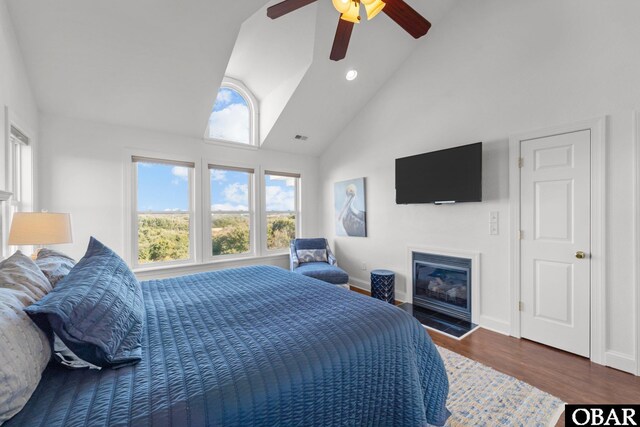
[520,130,591,357]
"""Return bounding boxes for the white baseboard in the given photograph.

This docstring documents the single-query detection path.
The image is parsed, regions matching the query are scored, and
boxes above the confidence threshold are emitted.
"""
[349,277,370,291]
[605,350,637,375]
[478,315,511,336]
[349,277,407,303]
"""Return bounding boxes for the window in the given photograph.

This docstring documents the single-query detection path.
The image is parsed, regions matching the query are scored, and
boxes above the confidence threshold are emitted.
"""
[264,171,300,251]
[7,125,33,216]
[206,78,258,146]
[133,157,195,266]
[127,154,303,269]
[209,165,254,257]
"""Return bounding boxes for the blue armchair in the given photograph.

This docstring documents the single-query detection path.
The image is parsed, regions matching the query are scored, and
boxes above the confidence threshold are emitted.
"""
[290,238,349,289]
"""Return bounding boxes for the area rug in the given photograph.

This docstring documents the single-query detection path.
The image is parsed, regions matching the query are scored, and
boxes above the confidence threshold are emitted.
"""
[438,346,565,427]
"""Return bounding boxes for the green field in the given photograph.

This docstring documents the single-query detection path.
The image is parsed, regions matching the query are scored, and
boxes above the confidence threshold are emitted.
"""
[137,213,295,264]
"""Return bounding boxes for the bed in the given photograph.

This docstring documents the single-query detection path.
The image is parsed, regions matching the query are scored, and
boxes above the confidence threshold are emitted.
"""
[6,265,450,426]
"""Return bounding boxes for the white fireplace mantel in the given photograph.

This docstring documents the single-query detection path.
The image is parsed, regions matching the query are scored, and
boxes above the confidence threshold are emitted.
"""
[0,190,12,202]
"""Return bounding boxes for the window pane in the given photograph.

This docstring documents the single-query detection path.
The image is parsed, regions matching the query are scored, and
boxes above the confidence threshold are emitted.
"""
[211,168,251,256]
[208,88,250,144]
[265,174,297,250]
[137,162,189,212]
[136,161,192,265]
[137,213,190,264]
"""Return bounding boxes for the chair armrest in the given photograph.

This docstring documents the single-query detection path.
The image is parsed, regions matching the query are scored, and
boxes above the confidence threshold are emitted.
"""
[290,241,300,270]
[326,242,337,266]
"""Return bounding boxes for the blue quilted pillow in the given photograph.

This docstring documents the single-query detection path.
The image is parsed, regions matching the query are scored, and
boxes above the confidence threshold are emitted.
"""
[25,237,144,369]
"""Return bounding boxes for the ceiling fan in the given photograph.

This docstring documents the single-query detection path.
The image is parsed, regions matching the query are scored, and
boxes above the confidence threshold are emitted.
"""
[267,0,431,61]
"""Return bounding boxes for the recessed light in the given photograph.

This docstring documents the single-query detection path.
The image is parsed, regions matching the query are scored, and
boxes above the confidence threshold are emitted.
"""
[346,70,358,81]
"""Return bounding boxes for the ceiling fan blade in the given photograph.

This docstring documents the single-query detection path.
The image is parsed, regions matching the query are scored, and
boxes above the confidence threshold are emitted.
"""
[382,0,431,39]
[267,0,318,19]
[330,18,354,61]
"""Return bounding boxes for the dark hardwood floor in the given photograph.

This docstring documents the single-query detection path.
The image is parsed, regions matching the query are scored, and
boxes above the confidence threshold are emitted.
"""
[350,287,640,426]
[430,328,640,426]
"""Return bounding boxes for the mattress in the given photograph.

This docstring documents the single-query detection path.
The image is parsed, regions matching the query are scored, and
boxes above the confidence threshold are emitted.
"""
[6,265,450,426]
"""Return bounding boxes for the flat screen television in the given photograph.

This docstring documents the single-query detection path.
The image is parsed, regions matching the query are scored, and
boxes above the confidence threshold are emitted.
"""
[395,142,482,204]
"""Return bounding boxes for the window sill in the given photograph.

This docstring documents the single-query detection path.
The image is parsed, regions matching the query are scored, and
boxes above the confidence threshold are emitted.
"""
[133,253,290,281]
[202,138,259,151]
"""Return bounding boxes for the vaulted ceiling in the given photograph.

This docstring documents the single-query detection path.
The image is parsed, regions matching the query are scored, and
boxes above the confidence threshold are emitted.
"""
[7,0,458,156]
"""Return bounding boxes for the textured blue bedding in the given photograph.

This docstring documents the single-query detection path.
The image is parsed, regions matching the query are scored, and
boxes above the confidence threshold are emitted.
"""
[8,265,450,426]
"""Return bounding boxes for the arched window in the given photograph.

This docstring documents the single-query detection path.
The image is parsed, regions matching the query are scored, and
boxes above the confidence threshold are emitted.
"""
[206,78,258,146]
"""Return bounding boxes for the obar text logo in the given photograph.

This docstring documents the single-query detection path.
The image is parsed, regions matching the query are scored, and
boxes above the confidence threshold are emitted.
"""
[566,405,640,427]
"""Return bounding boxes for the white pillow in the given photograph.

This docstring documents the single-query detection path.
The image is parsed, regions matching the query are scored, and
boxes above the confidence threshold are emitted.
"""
[0,288,51,424]
[0,251,52,304]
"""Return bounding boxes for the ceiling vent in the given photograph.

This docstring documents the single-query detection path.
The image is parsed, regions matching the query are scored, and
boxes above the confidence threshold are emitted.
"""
[294,134,309,142]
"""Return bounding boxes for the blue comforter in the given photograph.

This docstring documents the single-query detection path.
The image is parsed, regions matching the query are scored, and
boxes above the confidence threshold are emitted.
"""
[8,265,450,426]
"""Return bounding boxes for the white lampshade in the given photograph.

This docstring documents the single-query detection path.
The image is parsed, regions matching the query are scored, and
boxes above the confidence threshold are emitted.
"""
[8,212,73,245]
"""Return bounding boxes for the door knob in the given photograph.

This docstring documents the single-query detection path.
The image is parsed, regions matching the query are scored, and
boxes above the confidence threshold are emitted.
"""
[575,251,587,259]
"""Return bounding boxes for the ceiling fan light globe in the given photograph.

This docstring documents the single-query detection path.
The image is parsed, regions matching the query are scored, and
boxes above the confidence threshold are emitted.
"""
[332,0,351,14]
[340,0,361,23]
[364,0,385,20]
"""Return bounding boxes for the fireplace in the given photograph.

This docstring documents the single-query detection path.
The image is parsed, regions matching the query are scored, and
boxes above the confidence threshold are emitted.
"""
[412,252,472,322]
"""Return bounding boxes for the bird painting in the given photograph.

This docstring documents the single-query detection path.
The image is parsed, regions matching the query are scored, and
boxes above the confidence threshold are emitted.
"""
[335,178,367,237]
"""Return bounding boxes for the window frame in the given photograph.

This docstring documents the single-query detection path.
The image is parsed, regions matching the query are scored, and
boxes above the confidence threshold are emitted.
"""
[125,152,304,273]
[204,162,257,262]
[4,118,34,256]
[204,77,259,148]
[262,170,301,255]
[131,156,197,269]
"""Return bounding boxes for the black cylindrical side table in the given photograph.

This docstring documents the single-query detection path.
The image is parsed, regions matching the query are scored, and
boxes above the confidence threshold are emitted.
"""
[371,269,395,304]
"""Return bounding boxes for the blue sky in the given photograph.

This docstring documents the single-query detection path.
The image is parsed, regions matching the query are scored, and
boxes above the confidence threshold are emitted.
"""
[137,163,296,212]
[137,163,189,211]
[208,88,250,143]
[210,170,296,212]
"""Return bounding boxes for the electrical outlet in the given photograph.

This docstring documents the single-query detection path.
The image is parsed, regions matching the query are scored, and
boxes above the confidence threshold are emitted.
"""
[361,262,367,271]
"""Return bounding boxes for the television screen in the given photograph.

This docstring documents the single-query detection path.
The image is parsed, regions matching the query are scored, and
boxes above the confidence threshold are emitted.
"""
[395,142,482,204]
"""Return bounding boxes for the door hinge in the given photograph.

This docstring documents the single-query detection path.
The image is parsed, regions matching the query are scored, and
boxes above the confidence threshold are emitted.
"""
[519,230,524,240]
[518,157,524,168]
[519,301,524,312]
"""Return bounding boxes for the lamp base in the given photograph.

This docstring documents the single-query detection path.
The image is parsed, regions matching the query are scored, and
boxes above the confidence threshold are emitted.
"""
[31,246,43,260]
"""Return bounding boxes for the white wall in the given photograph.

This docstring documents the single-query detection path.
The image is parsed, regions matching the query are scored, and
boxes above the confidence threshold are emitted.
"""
[38,113,321,274]
[0,0,38,254]
[320,0,640,373]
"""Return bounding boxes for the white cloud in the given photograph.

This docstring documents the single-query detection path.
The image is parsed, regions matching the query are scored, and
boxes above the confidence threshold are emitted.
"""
[266,186,295,211]
[210,169,227,181]
[163,208,183,212]
[269,175,295,186]
[208,103,250,144]
[171,166,189,181]
[215,88,233,105]
[211,203,248,212]
[223,182,248,204]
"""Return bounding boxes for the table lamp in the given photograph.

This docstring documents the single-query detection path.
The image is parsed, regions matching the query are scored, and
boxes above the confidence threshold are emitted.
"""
[8,212,73,257]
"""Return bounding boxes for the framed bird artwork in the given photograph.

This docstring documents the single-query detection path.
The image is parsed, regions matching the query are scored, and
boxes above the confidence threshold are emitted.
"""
[335,177,367,237]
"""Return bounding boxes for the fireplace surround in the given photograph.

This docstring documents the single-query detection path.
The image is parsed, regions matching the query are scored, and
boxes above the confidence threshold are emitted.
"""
[413,252,472,322]
[405,247,480,326]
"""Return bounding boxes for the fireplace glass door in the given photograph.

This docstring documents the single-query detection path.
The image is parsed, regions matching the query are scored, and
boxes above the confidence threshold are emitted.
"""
[413,260,471,321]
